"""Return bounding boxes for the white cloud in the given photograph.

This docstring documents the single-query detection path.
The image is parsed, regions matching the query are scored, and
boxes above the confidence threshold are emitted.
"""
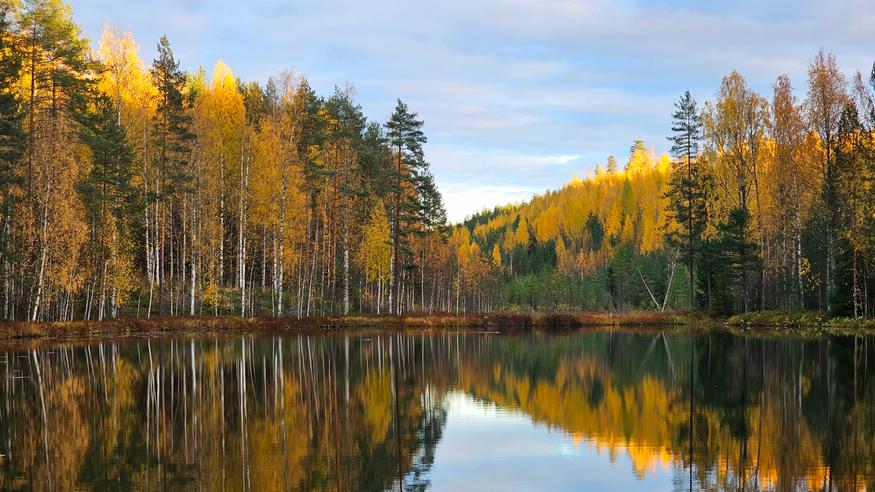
[438,183,539,223]
[554,154,580,165]
[427,145,587,177]
[68,0,875,223]
[427,146,588,222]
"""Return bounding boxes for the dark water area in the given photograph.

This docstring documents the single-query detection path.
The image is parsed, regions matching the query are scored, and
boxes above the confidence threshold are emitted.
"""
[0,329,873,491]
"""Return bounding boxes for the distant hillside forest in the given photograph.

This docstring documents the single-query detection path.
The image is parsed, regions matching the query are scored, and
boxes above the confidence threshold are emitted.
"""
[464,62,874,317]
[0,0,872,321]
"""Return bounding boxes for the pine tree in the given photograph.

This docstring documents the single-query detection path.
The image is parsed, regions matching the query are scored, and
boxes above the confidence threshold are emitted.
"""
[0,1,23,229]
[665,91,705,310]
[385,99,427,314]
[17,0,91,321]
[77,95,136,218]
[19,0,90,198]
[0,2,22,182]
[360,121,391,194]
[0,2,24,316]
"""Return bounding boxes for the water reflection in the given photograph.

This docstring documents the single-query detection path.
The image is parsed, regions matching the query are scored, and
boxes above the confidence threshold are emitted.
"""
[0,331,873,491]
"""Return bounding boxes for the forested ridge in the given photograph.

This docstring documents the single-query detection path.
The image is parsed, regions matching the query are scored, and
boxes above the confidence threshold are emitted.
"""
[467,60,874,317]
[0,0,872,322]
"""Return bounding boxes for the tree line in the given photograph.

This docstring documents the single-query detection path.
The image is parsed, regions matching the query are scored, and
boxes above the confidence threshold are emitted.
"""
[664,51,874,316]
[0,0,451,321]
[1,0,872,321]
[456,51,874,317]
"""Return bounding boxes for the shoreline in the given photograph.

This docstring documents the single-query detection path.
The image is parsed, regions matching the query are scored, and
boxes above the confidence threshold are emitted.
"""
[0,311,872,341]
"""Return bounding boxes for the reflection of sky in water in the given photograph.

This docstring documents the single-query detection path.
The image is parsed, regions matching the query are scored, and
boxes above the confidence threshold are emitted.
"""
[6,333,861,490]
[420,391,674,492]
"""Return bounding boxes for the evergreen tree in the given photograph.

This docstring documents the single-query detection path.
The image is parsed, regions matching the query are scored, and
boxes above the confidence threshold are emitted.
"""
[360,121,391,194]
[0,2,22,182]
[19,0,90,198]
[416,170,447,230]
[149,35,193,315]
[324,86,368,314]
[606,155,617,174]
[17,0,91,321]
[828,104,870,317]
[76,93,138,319]
[665,91,705,310]
[806,50,848,311]
[0,1,24,238]
[586,213,604,251]
[0,2,24,313]
[385,99,427,314]
[77,94,137,223]
[711,208,760,314]
[151,35,193,197]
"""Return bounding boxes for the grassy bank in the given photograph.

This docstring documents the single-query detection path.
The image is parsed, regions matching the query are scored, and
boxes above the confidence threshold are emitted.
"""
[725,311,875,336]
[0,311,871,340]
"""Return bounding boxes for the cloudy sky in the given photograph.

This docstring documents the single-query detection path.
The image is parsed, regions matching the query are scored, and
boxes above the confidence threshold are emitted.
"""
[68,0,875,222]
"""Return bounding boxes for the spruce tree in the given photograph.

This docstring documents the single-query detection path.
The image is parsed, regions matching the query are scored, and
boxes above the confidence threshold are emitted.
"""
[150,35,193,315]
[416,170,447,230]
[665,91,706,310]
[828,104,869,317]
[151,35,193,197]
[711,208,759,314]
[360,122,391,194]
[77,94,137,224]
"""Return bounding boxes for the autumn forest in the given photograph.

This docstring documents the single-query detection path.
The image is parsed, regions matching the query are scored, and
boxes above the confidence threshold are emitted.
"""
[0,0,873,323]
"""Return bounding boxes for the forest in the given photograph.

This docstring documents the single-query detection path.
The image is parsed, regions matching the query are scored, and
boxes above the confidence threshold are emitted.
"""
[467,59,874,317]
[0,0,872,322]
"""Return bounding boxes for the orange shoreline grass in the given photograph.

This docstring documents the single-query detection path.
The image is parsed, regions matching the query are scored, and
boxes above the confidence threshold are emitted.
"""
[0,310,870,341]
[0,311,697,340]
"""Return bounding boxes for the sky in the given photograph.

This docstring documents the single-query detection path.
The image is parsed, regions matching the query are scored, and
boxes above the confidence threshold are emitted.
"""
[424,391,674,491]
[67,0,875,222]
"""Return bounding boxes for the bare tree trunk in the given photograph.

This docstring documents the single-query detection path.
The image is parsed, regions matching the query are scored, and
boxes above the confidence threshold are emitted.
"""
[343,234,349,315]
[637,267,661,310]
[98,260,108,321]
[271,226,278,316]
[190,208,197,316]
[420,252,425,313]
[277,188,286,316]
[662,254,677,311]
[239,136,249,317]
[853,250,861,318]
[219,150,225,291]
[307,221,319,317]
[31,177,51,322]
[388,248,394,315]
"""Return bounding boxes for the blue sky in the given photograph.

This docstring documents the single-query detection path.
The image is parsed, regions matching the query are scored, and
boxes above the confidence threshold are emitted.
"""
[68,0,875,222]
[423,391,675,491]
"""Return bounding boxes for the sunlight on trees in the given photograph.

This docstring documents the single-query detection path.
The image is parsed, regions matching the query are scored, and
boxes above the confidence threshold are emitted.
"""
[0,0,871,319]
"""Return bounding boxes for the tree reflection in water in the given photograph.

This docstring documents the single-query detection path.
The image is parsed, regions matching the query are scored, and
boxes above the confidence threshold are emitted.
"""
[0,331,874,491]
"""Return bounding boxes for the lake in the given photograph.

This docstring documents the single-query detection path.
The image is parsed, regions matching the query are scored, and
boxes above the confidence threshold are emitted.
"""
[0,329,872,491]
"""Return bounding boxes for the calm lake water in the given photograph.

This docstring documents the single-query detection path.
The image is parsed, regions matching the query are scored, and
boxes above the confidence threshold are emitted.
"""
[0,330,873,491]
